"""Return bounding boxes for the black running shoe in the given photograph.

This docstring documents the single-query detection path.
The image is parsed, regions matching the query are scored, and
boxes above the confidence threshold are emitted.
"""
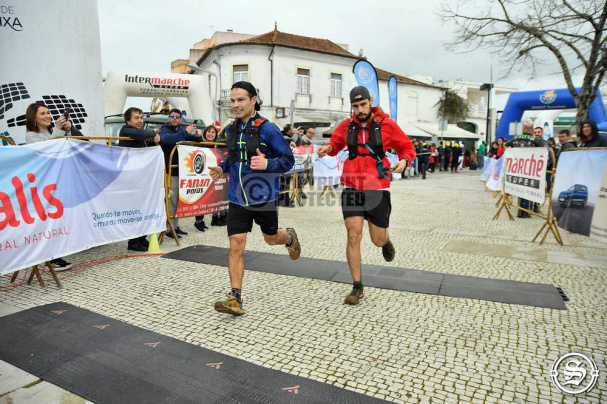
[50,258,72,271]
[382,240,395,262]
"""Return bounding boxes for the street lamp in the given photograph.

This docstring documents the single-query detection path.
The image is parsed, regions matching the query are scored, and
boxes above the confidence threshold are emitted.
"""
[188,63,219,122]
[480,83,494,146]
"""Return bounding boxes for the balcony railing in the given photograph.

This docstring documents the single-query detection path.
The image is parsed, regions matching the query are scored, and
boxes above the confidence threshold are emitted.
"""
[219,89,231,107]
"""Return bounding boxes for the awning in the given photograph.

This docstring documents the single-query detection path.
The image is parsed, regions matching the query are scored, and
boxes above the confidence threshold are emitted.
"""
[411,122,482,140]
[399,121,432,139]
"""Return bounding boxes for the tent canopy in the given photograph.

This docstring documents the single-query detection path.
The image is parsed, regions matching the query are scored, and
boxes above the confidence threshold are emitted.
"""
[412,122,482,140]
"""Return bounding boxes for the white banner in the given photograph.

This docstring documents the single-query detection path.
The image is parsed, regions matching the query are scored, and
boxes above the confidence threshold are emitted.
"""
[0,140,166,274]
[480,157,492,182]
[286,145,316,174]
[314,150,348,187]
[0,0,105,145]
[503,148,548,203]
[486,156,505,191]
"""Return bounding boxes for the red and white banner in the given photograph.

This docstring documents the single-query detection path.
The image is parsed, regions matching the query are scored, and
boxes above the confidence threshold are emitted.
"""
[503,148,548,203]
[175,145,229,218]
[286,145,315,174]
[0,140,166,274]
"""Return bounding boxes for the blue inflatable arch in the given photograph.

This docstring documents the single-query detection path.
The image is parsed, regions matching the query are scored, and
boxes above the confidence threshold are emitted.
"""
[496,88,607,140]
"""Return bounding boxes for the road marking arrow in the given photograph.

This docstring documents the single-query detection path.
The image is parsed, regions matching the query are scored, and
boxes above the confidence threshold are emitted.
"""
[282,385,300,394]
[206,362,223,369]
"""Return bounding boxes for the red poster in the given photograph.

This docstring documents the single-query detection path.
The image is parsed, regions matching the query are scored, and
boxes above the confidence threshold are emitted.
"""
[175,145,229,218]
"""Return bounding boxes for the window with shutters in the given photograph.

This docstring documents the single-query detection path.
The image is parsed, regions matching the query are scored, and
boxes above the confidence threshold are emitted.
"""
[233,64,248,83]
[296,68,310,94]
[330,73,342,97]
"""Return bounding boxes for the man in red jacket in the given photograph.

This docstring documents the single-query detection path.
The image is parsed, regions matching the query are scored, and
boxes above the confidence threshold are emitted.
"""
[318,86,415,305]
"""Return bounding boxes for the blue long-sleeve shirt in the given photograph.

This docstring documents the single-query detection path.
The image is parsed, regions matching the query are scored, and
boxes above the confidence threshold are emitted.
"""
[219,115,294,206]
[160,123,200,176]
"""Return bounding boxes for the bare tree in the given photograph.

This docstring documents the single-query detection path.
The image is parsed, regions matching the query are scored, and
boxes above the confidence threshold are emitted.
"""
[439,0,607,124]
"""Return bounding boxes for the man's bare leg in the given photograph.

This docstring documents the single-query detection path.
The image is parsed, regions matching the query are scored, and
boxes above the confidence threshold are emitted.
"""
[215,233,247,315]
[228,233,247,289]
[263,228,301,260]
[368,221,389,247]
[370,219,395,262]
[345,216,364,282]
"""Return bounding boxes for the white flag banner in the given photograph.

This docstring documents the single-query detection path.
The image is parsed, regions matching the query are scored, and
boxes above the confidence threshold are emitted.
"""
[0,140,166,274]
[486,156,505,191]
[503,148,548,204]
[314,149,348,187]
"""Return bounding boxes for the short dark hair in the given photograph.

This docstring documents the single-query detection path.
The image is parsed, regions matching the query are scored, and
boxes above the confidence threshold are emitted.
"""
[534,126,543,131]
[283,124,293,132]
[25,102,49,133]
[168,108,181,116]
[559,129,570,136]
[124,107,143,124]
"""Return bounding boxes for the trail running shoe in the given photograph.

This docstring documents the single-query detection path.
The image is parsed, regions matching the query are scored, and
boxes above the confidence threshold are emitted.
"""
[285,228,301,260]
[344,287,365,305]
[214,292,244,316]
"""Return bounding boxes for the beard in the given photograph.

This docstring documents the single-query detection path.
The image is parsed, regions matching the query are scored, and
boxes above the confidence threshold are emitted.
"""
[356,112,371,122]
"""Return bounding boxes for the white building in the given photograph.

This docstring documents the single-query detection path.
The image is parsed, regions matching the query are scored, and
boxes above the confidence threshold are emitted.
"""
[171,27,489,146]
[176,28,440,135]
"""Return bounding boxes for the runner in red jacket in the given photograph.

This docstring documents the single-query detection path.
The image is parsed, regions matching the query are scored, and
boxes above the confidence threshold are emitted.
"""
[318,86,415,305]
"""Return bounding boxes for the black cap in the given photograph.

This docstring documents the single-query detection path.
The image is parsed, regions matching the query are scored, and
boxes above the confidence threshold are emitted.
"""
[349,86,371,103]
[231,81,261,111]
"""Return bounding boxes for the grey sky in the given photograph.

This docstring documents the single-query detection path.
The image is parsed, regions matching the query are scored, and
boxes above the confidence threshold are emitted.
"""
[98,0,577,109]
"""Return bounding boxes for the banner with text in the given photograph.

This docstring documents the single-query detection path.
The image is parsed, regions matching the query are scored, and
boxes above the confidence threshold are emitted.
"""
[552,149,607,240]
[0,140,166,274]
[286,145,316,174]
[503,148,548,203]
[175,145,229,218]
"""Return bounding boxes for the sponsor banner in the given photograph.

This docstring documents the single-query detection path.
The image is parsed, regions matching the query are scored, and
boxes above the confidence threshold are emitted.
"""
[503,148,548,203]
[314,149,348,186]
[486,156,505,191]
[0,140,166,274]
[286,145,315,174]
[388,76,398,121]
[175,145,229,218]
[353,60,380,107]
[0,0,104,145]
[552,149,607,239]
[480,157,492,182]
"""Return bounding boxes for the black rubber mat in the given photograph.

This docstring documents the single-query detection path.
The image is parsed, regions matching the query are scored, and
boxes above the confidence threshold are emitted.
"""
[0,303,388,404]
[163,246,567,310]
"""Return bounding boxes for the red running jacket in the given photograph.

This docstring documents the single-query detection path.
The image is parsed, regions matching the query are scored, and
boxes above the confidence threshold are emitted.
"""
[327,108,415,190]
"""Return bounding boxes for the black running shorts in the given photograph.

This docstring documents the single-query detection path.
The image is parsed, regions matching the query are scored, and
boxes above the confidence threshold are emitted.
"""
[341,189,391,228]
[227,201,279,236]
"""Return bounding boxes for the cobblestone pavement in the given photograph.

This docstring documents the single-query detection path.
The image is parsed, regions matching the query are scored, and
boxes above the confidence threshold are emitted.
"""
[1,170,606,403]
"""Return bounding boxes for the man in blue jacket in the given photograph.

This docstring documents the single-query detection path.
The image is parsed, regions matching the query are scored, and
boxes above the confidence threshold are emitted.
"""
[209,81,301,316]
[160,108,201,238]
